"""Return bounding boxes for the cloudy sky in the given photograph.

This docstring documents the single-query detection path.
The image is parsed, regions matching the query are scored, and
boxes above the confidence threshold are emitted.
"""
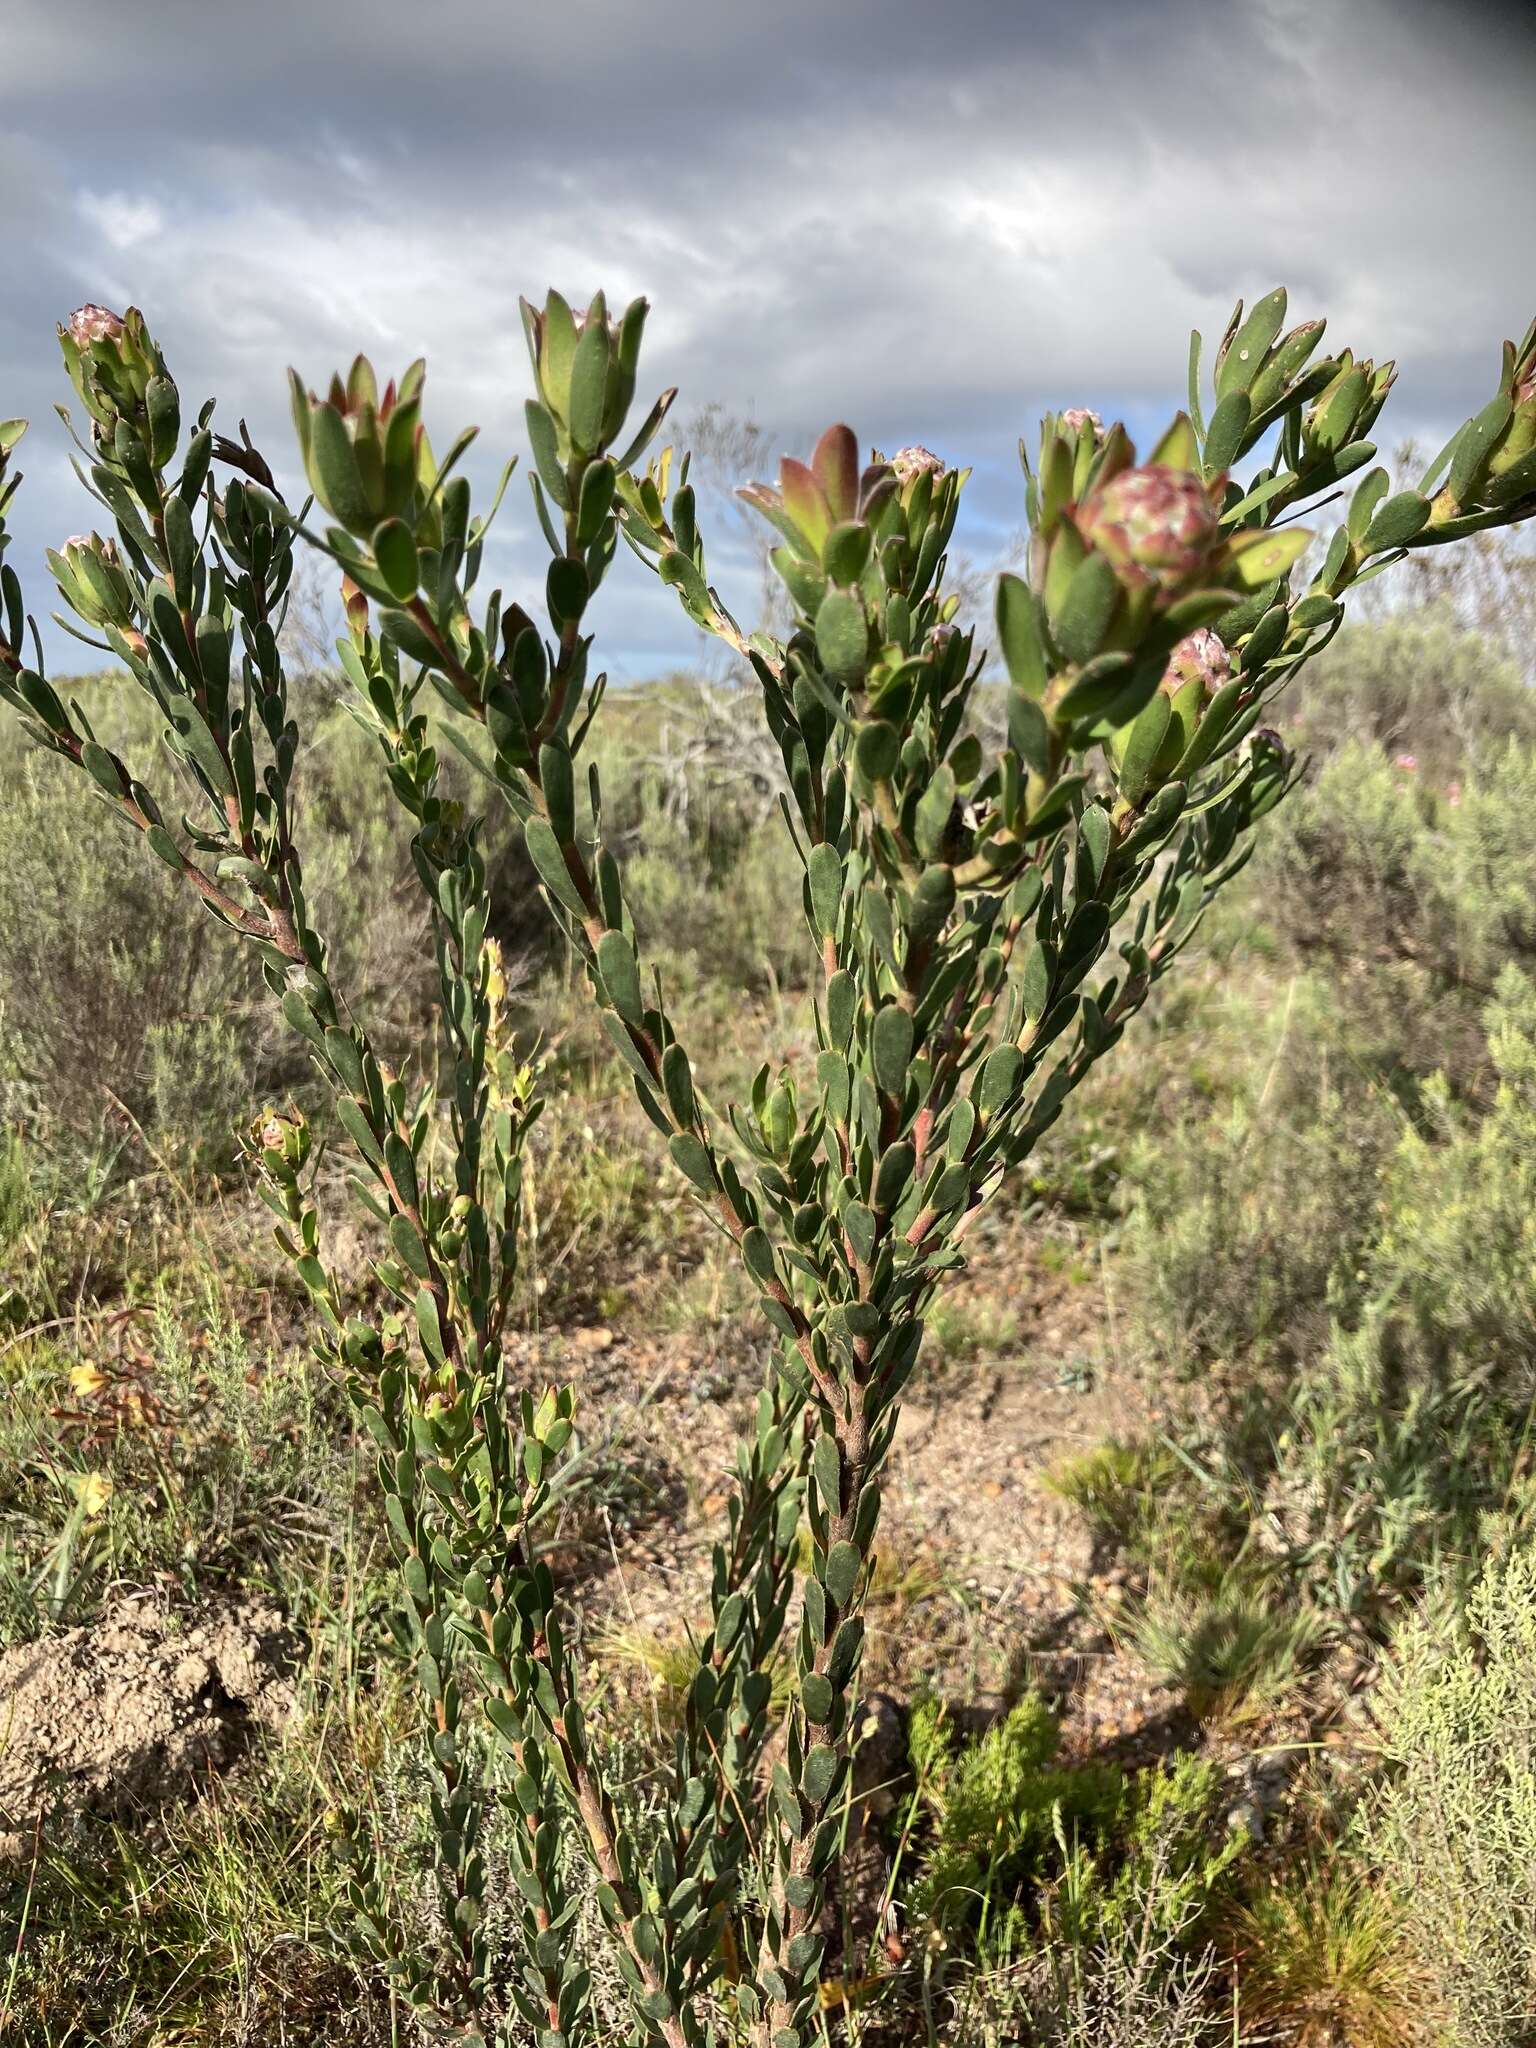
[4,0,1534,676]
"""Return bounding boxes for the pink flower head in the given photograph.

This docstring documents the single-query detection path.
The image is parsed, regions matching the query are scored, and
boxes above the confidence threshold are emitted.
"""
[1060,407,1104,437]
[1393,752,1418,773]
[1071,463,1221,594]
[890,444,945,485]
[1161,626,1231,700]
[68,304,125,347]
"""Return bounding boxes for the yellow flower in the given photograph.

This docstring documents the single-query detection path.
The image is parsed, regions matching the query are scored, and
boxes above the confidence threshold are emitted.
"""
[68,1361,107,1397]
[69,1470,113,1518]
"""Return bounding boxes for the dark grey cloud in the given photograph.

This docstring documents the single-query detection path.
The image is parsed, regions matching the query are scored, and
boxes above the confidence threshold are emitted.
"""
[4,0,1533,674]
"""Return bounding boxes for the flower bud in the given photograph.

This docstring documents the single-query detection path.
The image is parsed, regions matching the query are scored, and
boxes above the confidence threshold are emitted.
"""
[58,304,177,465]
[341,574,370,648]
[1427,320,1536,527]
[521,289,647,458]
[48,530,135,629]
[1059,408,1104,439]
[289,356,425,540]
[251,1105,310,1171]
[1071,463,1222,595]
[890,445,945,485]
[67,304,125,348]
[1159,627,1230,702]
[1299,351,1395,464]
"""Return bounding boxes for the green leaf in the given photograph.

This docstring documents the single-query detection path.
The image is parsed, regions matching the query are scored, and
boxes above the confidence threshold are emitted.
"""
[823,1541,861,1608]
[1362,490,1431,553]
[813,1435,841,1516]
[801,1744,840,1808]
[1020,942,1052,1022]
[661,1044,694,1127]
[1216,288,1287,397]
[742,1226,778,1289]
[1022,773,1088,839]
[822,521,871,583]
[324,1027,367,1096]
[596,929,643,1025]
[1346,466,1391,541]
[524,400,569,509]
[389,1213,432,1281]
[854,720,901,783]
[1117,693,1172,802]
[372,519,419,601]
[524,816,588,919]
[79,740,121,796]
[871,1004,914,1098]
[575,457,616,546]
[825,970,856,1050]
[308,403,372,531]
[802,1673,834,1722]
[1051,552,1119,665]
[569,307,612,454]
[914,765,955,862]
[280,989,327,1051]
[546,555,589,628]
[873,1142,914,1213]
[143,823,182,869]
[1448,393,1512,507]
[415,1288,445,1364]
[668,1132,716,1192]
[907,863,956,945]
[1203,390,1252,472]
[806,843,843,937]
[996,573,1047,696]
[978,1044,1024,1117]
[815,589,867,678]
[1226,527,1310,587]
[843,1201,877,1264]
[659,547,712,618]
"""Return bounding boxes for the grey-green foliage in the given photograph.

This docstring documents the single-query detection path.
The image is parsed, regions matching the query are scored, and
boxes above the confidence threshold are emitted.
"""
[0,731,259,1159]
[1123,965,1536,1616]
[2,283,1533,2048]
[1123,972,1401,1375]
[1256,731,1536,1001]
[1360,1542,1536,2042]
[1280,602,1536,782]
[0,676,524,1167]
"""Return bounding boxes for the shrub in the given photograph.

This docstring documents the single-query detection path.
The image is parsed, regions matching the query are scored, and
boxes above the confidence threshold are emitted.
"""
[1122,973,1399,1376]
[904,1694,1119,1939]
[901,1698,1244,1964]
[2,281,1531,2048]
[0,726,265,1165]
[1117,965,1536,1622]
[1279,605,1536,784]
[1359,1543,1536,2044]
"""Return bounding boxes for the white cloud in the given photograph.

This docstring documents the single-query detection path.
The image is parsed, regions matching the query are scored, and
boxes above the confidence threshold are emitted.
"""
[77,189,165,251]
